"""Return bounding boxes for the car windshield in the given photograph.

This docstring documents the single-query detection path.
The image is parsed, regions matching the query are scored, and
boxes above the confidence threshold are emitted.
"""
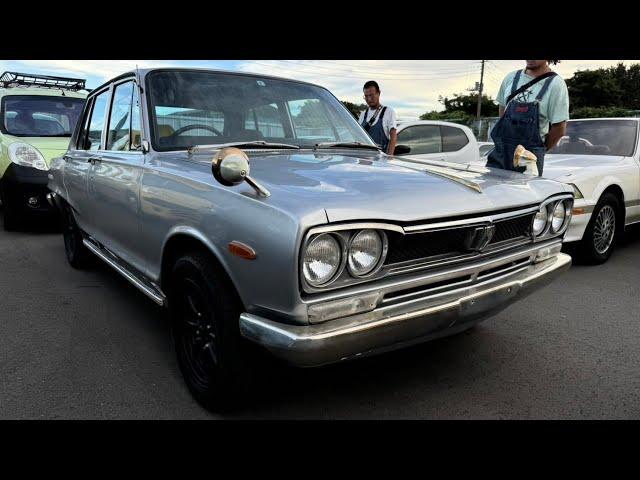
[146,70,376,151]
[2,95,85,137]
[548,119,638,156]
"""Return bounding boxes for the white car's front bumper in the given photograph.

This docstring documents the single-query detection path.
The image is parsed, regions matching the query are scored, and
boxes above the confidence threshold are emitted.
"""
[564,200,594,243]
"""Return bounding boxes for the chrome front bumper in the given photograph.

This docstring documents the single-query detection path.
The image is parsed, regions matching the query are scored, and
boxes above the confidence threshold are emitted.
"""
[239,249,572,367]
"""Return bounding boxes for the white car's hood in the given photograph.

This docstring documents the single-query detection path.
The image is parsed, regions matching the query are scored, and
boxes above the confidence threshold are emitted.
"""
[543,154,626,183]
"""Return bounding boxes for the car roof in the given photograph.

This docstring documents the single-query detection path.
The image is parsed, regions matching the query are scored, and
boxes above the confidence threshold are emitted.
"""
[0,86,88,99]
[397,119,473,129]
[88,67,328,97]
[568,117,640,122]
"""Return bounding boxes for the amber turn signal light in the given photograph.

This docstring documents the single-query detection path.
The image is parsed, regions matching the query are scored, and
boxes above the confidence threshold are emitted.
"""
[228,241,257,260]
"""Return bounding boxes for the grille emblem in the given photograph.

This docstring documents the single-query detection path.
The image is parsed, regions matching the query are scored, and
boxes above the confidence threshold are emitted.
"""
[464,225,496,252]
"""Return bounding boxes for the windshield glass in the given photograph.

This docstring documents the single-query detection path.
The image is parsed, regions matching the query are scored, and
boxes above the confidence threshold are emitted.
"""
[146,70,375,151]
[549,119,638,156]
[1,95,85,137]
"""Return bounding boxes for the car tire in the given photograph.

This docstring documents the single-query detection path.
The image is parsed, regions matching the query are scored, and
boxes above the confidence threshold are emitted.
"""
[578,192,621,264]
[167,251,256,412]
[2,206,20,231]
[62,202,94,269]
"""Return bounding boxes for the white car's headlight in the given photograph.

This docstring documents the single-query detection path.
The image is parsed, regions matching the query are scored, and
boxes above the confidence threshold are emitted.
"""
[532,206,549,237]
[348,229,384,277]
[551,201,568,233]
[303,233,342,286]
[569,183,584,200]
[8,143,48,171]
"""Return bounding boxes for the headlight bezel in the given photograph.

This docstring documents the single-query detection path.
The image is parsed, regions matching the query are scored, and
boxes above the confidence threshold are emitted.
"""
[300,224,395,293]
[8,142,48,171]
[531,194,574,241]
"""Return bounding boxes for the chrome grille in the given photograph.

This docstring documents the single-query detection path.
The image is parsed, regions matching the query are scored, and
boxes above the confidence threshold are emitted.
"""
[385,213,534,267]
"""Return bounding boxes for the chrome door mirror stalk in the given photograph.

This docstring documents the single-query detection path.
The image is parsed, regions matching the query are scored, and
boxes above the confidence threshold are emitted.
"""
[212,147,270,197]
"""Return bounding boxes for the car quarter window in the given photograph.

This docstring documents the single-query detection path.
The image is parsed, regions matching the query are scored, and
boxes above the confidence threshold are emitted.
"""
[76,97,94,149]
[397,125,442,154]
[106,81,142,151]
[441,125,469,152]
[83,90,110,151]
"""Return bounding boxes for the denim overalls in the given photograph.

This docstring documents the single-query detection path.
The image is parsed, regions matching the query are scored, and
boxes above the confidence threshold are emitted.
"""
[486,70,556,176]
[361,106,389,151]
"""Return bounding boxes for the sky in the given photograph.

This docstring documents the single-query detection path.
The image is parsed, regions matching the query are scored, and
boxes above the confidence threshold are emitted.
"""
[1,60,636,120]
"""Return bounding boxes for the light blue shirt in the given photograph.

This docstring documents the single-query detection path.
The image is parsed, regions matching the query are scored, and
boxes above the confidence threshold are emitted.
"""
[496,70,570,140]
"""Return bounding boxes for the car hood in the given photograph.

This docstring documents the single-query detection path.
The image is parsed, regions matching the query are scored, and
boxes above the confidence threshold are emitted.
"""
[543,154,626,183]
[4,135,71,165]
[201,151,568,223]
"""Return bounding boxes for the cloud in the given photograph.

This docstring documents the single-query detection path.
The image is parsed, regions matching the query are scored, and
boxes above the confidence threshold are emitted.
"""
[1,59,637,120]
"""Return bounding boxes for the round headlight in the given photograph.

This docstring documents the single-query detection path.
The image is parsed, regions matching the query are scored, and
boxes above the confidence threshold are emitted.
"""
[532,206,549,237]
[551,201,567,233]
[347,229,383,277]
[303,234,342,286]
[8,142,47,171]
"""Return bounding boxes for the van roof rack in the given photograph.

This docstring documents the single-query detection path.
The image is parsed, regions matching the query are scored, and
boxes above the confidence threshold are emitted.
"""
[0,71,87,91]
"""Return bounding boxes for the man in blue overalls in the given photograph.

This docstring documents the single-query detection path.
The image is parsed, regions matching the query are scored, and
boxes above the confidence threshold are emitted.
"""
[487,60,569,176]
[358,80,398,154]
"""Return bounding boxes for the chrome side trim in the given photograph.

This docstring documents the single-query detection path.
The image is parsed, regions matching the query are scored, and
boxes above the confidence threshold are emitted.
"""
[83,238,166,306]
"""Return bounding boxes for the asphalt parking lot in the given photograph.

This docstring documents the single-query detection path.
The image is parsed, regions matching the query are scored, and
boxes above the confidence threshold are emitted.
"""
[1,214,639,420]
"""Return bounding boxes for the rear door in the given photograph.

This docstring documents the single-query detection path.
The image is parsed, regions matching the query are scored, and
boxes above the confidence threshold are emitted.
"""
[63,88,110,233]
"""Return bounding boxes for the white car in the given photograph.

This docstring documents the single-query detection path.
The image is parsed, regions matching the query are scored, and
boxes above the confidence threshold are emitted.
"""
[544,118,640,263]
[394,120,481,165]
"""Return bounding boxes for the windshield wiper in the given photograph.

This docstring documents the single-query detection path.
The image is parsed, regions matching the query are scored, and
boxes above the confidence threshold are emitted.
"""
[314,141,382,151]
[188,141,300,154]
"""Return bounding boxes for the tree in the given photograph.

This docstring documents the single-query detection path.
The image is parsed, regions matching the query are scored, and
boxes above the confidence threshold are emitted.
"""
[566,62,640,111]
[341,100,367,119]
[419,93,498,121]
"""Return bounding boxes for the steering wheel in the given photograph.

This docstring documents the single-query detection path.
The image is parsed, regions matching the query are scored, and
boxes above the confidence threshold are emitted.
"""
[171,124,222,137]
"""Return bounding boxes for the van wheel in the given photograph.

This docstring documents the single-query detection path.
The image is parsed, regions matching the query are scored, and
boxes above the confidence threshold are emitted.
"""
[168,252,255,412]
[62,203,94,269]
[3,206,20,231]
[578,193,620,264]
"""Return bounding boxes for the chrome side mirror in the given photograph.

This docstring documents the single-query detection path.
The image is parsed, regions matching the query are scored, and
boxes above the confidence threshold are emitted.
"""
[212,147,270,197]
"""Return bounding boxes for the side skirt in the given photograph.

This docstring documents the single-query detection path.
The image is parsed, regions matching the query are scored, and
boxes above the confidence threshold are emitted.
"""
[82,237,167,307]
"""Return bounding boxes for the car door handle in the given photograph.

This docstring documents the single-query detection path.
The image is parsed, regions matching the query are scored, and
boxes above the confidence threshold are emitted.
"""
[63,155,71,162]
[87,156,102,165]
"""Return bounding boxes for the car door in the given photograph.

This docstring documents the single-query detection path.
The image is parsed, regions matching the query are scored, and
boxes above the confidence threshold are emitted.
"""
[396,124,445,162]
[62,88,110,233]
[87,78,145,269]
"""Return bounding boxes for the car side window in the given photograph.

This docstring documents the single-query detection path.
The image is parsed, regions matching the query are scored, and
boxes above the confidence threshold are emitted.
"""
[76,97,94,150]
[85,90,109,151]
[441,125,469,152]
[107,81,136,151]
[397,125,442,154]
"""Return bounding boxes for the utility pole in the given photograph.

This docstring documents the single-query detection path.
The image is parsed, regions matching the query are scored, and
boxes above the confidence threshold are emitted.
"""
[476,59,485,121]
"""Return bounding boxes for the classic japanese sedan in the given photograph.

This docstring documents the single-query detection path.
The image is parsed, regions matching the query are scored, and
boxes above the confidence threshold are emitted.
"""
[544,118,640,263]
[48,68,573,410]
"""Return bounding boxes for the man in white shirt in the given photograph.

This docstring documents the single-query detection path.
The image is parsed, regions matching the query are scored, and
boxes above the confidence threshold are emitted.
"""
[358,80,398,154]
